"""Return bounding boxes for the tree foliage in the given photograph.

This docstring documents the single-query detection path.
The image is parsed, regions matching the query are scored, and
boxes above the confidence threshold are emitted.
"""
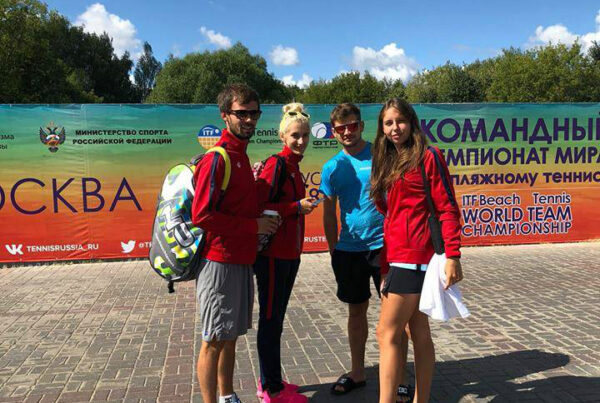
[588,41,600,62]
[485,44,599,102]
[148,43,290,103]
[134,42,162,101]
[294,72,405,104]
[0,0,136,103]
[405,63,483,103]
[3,1,600,105]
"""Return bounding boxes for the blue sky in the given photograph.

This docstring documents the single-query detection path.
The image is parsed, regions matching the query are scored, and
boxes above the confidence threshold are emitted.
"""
[45,0,600,87]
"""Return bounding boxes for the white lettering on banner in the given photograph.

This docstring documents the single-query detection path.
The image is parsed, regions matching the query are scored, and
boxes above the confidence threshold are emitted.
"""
[22,244,99,253]
[461,192,573,238]
[304,236,327,243]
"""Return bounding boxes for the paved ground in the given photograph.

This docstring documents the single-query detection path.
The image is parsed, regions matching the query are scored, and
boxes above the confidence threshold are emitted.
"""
[0,242,599,403]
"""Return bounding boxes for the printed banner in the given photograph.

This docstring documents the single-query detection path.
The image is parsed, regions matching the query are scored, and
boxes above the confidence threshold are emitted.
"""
[1,104,598,262]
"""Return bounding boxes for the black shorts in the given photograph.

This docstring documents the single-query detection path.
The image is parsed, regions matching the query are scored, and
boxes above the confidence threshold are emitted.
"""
[331,248,382,304]
[381,266,425,295]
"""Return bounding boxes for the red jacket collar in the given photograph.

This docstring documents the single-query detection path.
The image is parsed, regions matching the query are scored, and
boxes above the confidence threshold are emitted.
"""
[281,145,303,165]
[218,128,249,152]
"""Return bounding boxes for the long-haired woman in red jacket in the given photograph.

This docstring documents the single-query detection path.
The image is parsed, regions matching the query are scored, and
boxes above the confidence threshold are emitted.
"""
[370,98,463,403]
[253,103,317,403]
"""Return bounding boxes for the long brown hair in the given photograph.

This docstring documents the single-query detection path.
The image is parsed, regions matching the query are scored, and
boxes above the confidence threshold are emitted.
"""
[370,98,428,203]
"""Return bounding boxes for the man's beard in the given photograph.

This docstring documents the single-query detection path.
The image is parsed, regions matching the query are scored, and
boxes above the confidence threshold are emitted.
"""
[228,119,255,140]
[233,128,254,140]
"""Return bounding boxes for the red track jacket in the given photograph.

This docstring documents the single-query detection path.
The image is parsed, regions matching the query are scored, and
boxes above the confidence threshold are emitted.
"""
[256,146,306,259]
[191,129,259,264]
[376,147,462,275]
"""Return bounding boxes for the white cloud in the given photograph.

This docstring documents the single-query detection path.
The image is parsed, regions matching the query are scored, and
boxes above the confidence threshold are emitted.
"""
[270,45,299,66]
[75,3,141,59]
[350,43,419,82]
[199,26,232,49]
[282,73,313,89]
[527,9,600,52]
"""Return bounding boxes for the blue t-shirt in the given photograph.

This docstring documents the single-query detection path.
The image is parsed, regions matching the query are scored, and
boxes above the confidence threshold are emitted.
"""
[320,142,384,251]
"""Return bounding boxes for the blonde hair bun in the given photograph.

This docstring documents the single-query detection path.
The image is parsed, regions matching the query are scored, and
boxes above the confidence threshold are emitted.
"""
[279,102,310,137]
[282,102,306,114]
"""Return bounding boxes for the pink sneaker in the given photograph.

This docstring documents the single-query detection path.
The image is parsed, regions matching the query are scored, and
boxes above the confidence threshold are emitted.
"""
[282,381,299,393]
[257,380,300,398]
[259,390,307,403]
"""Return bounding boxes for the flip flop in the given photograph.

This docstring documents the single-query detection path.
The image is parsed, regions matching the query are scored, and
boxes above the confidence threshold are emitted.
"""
[397,384,413,403]
[330,374,367,395]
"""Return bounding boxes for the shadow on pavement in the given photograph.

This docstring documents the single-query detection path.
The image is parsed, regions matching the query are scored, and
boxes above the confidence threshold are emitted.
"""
[301,350,599,402]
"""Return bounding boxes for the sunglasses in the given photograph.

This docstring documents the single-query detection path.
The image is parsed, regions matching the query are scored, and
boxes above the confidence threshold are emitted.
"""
[333,121,360,135]
[228,109,262,120]
[286,111,310,118]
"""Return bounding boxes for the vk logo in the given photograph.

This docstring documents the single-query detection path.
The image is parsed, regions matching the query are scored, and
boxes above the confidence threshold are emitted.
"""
[121,240,135,254]
[5,244,24,255]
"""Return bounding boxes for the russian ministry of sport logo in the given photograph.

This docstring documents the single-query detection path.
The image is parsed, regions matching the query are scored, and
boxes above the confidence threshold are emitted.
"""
[310,122,337,149]
[39,121,66,153]
[197,125,221,149]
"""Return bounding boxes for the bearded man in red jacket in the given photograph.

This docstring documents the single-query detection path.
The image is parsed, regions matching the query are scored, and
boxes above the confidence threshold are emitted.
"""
[192,84,279,403]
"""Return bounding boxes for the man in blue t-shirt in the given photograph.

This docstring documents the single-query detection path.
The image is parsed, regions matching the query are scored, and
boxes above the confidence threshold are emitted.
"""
[320,103,409,398]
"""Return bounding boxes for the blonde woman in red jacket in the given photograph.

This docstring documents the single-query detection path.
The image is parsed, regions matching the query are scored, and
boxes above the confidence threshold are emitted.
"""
[370,98,463,403]
[253,103,317,403]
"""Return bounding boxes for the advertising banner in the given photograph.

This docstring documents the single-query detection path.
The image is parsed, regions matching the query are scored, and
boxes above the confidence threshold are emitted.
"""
[1,104,598,263]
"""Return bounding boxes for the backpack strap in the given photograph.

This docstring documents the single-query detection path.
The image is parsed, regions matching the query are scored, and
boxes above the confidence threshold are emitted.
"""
[427,146,456,207]
[420,162,437,219]
[420,161,445,255]
[267,154,287,202]
[205,146,231,192]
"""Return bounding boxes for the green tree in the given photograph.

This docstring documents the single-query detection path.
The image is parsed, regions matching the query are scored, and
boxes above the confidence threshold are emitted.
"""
[486,44,597,102]
[44,13,135,102]
[589,41,600,62]
[404,72,439,103]
[405,62,483,103]
[463,58,497,101]
[295,71,403,104]
[148,43,290,103]
[0,0,67,102]
[0,0,136,103]
[134,42,162,101]
[383,78,406,100]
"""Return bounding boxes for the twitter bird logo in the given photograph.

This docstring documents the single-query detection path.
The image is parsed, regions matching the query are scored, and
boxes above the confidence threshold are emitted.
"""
[121,240,136,254]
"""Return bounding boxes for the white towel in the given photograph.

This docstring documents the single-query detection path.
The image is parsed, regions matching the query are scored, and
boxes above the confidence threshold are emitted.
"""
[419,253,470,321]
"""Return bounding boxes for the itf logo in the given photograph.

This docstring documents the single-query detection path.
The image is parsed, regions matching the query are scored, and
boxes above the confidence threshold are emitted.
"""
[5,244,24,255]
[197,125,222,150]
[121,240,135,254]
[311,122,334,139]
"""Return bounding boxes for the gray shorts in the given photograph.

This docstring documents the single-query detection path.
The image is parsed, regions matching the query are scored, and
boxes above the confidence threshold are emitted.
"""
[196,259,254,342]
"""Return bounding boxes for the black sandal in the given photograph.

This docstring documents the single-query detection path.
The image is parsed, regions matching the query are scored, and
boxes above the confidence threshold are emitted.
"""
[330,374,367,395]
[397,384,413,403]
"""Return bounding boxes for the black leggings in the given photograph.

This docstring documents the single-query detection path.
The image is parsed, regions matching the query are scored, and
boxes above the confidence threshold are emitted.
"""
[253,256,300,393]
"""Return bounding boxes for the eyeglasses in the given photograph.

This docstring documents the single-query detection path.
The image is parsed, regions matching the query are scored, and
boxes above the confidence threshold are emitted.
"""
[333,121,360,135]
[228,109,262,120]
[286,111,310,118]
